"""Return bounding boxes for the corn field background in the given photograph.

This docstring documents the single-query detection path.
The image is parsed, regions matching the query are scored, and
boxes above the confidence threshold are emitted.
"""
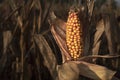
[0,0,120,80]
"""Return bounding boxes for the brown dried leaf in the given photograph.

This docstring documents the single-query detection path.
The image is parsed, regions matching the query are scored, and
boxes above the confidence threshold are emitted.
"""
[3,31,12,54]
[58,61,116,80]
[87,0,95,20]
[0,54,7,74]
[41,0,53,24]
[0,31,12,74]
[34,0,42,32]
[104,15,115,55]
[92,19,104,55]
[34,34,57,80]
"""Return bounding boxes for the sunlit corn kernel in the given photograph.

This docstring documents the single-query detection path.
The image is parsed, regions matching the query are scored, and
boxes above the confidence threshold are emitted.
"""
[70,42,74,45]
[73,23,76,26]
[74,39,77,42]
[77,54,80,57]
[71,32,74,35]
[74,51,77,55]
[75,45,78,49]
[70,38,73,42]
[74,43,77,47]
[70,36,73,38]
[71,46,75,49]
[74,36,77,39]
[73,30,77,33]
[71,53,74,57]
[76,33,80,36]
[69,28,72,31]
[73,56,77,59]
[75,20,78,23]
[73,26,76,30]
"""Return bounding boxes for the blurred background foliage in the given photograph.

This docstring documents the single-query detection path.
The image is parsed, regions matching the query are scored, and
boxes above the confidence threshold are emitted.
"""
[0,0,120,80]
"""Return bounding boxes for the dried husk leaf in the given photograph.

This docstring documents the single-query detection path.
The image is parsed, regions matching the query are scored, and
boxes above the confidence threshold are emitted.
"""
[49,12,71,62]
[58,61,116,80]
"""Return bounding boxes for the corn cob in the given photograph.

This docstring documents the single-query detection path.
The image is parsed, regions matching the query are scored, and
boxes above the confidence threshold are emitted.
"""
[66,10,83,60]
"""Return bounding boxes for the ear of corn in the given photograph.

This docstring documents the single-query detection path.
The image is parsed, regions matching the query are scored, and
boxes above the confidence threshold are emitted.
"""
[66,10,83,60]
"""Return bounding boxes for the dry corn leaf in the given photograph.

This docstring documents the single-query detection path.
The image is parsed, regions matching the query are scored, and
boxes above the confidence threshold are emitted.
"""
[41,0,53,24]
[0,54,7,74]
[0,31,12,74]
[104,15,115,55]
[58,61,116,80]
[34,34,58,80]
[92,19,104,55]
[3,31,12,54]
[87,0,95,20]
[103,14,120,70]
